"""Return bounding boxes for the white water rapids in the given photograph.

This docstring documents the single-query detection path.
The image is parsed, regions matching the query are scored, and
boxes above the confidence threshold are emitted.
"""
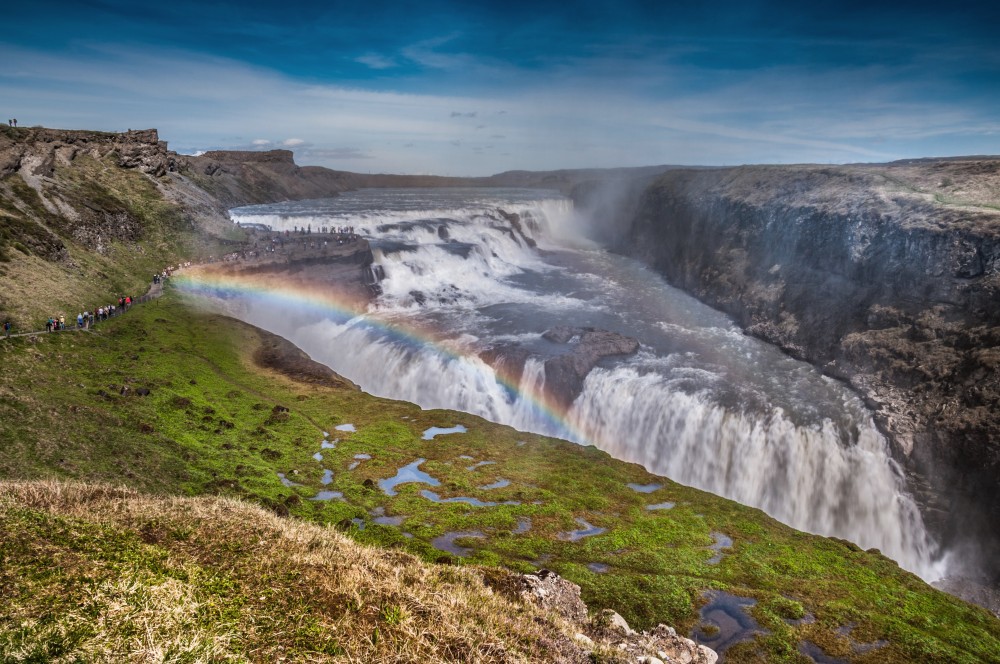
[215,187,943,579]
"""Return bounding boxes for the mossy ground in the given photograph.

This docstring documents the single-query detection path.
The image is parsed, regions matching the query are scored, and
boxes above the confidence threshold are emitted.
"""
[1,288,997,662]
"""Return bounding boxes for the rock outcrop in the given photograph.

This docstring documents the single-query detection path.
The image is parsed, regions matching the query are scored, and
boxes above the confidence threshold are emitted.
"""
[0,127,175,180]
[507,569,718,664]
[481,326,640,409]
[590,160,1000,580]
[542,327,641,408]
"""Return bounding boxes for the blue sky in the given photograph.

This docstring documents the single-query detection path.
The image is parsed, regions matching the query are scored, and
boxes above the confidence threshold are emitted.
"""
[3,1,998,175]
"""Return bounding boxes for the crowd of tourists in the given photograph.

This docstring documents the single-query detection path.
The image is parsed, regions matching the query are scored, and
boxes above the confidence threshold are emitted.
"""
[45,296,134,332]
[2,268,176,340]
[209,227,360,264]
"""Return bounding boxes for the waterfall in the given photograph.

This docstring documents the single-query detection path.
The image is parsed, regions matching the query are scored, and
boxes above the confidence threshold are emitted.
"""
[568,366,937,574]
[195,187,943,580]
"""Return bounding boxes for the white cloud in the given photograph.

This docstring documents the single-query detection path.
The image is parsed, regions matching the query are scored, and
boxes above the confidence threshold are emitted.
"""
[355,53,397,70]
[1,42,997,175]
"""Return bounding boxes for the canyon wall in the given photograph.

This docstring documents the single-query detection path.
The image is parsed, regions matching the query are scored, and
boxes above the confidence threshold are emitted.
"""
[586,161,1000,577]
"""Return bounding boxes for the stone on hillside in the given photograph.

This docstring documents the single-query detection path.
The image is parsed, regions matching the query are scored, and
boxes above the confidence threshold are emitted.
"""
[513,569,589,625]
[600,609,634,636]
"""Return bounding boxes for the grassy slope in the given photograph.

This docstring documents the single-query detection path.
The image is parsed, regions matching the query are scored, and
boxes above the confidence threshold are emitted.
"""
[0,153,239,329]
[1,290,997,663]
[0,481,582,663]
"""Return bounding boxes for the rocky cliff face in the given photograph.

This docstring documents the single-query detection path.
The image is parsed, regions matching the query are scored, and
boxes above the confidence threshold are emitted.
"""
[0,126,357,237]
[179,148,357,211]
[0,127,364,327]
[598,161,1000,579]
[0,127,176,180]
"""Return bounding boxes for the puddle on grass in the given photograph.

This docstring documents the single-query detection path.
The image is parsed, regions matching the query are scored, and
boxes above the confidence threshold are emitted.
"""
[420,490,521,507]
[647,501,676,510]
[516,440,527,446]
[422,424,467,440]
[323,431,329,438]
[432,530,485,557]
[350,453,372,468]
[513,517,532,534]
[691,590,768,656]
[835,624,888,655]
[466,460,496,471]
[798,641,848,664]
[335,423,356,432]
[559,518,606,541]
[379,458,441,496]
[459,455,474,460]
[707,532,733,565]
[320,469,334,485]
[478,478,511,490]
[321,439,337,449]
[277,472,302,487]
[587,562,610,573]
[785,612,816,627]
[627,482,663,493]
[531,553,553,567]
[351,517,366,530]
[310,490,344,501]
[373,515,406,526]
[313,452,323,462]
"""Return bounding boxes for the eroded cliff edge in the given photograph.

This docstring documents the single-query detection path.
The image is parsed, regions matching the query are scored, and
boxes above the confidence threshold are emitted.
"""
[588,161,1000,578]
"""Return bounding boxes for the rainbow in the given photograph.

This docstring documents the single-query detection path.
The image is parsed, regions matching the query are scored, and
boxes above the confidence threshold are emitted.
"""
[174,268,598,445]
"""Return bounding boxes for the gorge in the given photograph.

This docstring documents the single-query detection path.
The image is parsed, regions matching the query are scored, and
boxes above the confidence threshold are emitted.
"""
[2,127,999,661]
[196,187,943,582]
[577,163,1000,585]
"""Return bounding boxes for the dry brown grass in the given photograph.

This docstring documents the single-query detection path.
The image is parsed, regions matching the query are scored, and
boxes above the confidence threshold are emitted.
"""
[0,480,586,663]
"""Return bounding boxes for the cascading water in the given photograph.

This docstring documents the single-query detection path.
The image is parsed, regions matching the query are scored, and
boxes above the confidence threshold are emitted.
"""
[213,188,942,579]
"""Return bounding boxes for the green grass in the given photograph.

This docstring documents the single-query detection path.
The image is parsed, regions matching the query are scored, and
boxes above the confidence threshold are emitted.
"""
[1,288,998,662]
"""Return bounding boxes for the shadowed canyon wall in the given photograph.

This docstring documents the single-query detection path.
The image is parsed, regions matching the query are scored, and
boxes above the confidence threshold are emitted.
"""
[577,161,1000,579]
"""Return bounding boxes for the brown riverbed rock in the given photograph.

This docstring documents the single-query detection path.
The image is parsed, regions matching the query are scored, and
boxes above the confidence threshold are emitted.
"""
[542,327,640,408]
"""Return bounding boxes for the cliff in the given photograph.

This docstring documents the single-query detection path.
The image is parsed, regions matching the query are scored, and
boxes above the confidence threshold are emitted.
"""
[0,126,369,326]
[601,160,1000,579]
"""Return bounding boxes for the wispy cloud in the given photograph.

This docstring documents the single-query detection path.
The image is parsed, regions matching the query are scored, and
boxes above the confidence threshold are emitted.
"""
[301,147,373,160]
[1,38,997,175]
[355,53,397,70]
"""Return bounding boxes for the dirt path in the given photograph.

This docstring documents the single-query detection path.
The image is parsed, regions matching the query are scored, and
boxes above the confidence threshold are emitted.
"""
[1,279,164,341]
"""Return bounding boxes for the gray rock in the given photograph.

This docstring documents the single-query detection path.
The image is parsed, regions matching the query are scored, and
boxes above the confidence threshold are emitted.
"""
[542,327,640,408]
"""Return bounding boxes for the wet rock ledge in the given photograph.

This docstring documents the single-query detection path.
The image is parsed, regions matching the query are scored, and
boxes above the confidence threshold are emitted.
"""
[481,326,640,409]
